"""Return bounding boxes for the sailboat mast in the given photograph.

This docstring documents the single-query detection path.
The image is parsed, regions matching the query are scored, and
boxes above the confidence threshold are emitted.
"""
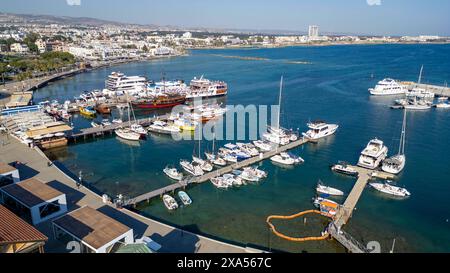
[418,65,424,84]
[277,76,283,130]
[398,109,407,155]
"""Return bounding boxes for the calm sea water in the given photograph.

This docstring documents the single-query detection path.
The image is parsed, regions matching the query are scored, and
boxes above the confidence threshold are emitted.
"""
[39,44,450,253]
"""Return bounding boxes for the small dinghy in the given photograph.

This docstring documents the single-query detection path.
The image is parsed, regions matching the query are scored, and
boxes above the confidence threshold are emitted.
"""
[163,167,183,181]
[316,181,344,196]
[177,191,192,206]
[163,194,178,210]
[370,182,410,197]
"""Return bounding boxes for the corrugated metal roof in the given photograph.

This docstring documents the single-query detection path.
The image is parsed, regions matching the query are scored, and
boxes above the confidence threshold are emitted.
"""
[0,205,48,244]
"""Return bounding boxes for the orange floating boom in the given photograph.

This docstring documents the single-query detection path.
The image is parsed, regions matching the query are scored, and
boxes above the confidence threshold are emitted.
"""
[266,210,331,242]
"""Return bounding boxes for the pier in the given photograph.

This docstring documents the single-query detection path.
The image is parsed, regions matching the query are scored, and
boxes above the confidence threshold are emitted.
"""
[402,81,450,97]
[327,165,395,252]
[125,137,312,206]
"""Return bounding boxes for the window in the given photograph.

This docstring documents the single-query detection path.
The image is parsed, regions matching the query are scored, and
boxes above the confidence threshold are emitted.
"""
[39,200,61,219]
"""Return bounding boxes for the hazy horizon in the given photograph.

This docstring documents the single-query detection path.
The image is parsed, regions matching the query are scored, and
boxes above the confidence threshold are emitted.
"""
[1,0,450,36]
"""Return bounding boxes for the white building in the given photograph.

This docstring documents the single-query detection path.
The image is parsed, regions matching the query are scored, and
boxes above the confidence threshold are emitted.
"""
[10,43,29,53]
[35,39,46,53]
[0,178,68,225]
[308,25,319,38]
[182,32,192,39]
[53,206,134,253]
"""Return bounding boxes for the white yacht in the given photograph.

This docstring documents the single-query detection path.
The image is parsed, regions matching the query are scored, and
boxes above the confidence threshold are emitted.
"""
[370,182,410,197]
[115,128,141,141]
[105,72,147,94]
[186,76,228,99]
[163,167,184,181]
[180,160,204,176]
[357,138,389,169]
[270,152,304,166]
[316,183,344,196]
[148,120,181,134]
[253,140,273,152]
[369,78,407,96]
[382,110,407,174]
[302,121,339,140]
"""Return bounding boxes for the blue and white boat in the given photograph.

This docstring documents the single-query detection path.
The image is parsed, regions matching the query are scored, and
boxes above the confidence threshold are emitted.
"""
[177,191,192,206]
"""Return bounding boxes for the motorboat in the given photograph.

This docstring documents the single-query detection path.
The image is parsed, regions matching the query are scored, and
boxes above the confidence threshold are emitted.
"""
[148,120,181,134]
[236,143,259,157]
[270,152,303,165]
[370,182,410,197]
[435,102,450,108]
[331,162,358,176]
[205,153,227,166]
[115,128,142,141]
[302,121,339,140]
[101,119,112,127]
[382,110,407,174]
[177,191,192,206]
[163,167,184,181]
[223,173,242,186]
[357,138,389,169]
[180,160,204,176]
[210,177,230,189]
[130,124,147,136]
[241,166,267,180]
[91,121,101,128]
[238,169,260,182]
[112,119,123,124]
[369,78,407,96]
[253,140,272,152]
[173,118,197,131]
[316,182,344,196]
[162,194,179,210]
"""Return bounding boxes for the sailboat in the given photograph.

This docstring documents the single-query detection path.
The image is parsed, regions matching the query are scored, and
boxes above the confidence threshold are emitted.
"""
[382,109,407,174]
[406,65,435,99]
[205,127,227,166]
[262,76,291,145]
[115,95,142,141]
[192,132,213,172]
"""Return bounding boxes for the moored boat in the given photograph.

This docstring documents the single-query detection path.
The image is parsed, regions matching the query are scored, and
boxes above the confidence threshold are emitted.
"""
[331,162,358,176]
[163,167,184,181]
[370,182,410,197]
[79,106,96,118]
[162,194,179,210]
[177,191,192,206]
[302,121,339,140]
[316,181,344,196]
[132,95,186,109]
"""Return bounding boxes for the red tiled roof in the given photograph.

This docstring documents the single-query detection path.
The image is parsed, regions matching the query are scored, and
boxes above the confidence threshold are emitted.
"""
[0,205,48,244]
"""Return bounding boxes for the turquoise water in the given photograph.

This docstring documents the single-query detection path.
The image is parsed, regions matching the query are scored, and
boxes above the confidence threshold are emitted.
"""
[39,44,450,253]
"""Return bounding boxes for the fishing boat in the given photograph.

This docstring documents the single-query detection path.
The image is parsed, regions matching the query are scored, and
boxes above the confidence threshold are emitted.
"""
[79,106,96,118]
[210,177,230,189]
[253,140,273,152]
[180,160,204,176]
[331,162,358,176]
[177,191,192,206]
[163,167,184,181]
[357,138,389,169]
[132,94,186,109]
[316,182,344,196]
[382,109,407,174]
[370,182,411,197]
[162,194,179,210]
[302,121,339,140]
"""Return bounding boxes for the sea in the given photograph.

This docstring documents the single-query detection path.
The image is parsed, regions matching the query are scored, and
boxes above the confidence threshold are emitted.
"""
[35,44,450,253]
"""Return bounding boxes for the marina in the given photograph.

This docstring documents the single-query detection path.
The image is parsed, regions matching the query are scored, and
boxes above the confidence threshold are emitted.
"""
[1,44,450,253]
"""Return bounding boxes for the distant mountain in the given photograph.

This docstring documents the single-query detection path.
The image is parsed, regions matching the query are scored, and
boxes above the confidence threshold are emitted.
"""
[0,12,355,36]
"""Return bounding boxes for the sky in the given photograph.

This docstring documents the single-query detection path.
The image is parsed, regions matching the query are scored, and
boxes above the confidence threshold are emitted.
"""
[1,0,450,36]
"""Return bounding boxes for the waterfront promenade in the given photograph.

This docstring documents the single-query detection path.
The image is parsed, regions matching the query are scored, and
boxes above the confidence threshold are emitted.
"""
[0,133,259,253]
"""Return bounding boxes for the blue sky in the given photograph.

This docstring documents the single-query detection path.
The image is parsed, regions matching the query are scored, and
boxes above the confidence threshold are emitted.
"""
[1,0,450,36]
